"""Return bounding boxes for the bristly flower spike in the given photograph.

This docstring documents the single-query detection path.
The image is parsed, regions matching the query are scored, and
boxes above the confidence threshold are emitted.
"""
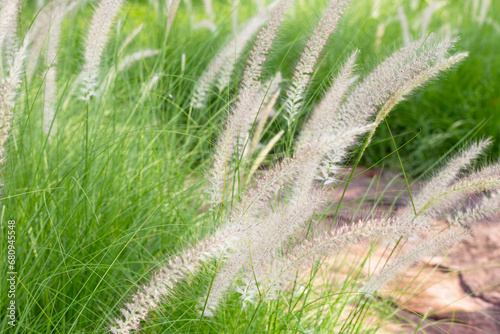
[81,0,124,100]
[209,0,293,206]
[283,0,349,126]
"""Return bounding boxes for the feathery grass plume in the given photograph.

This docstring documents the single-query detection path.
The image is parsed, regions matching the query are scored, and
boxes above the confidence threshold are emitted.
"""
[419,162,500,216]
[0,0,18,67]
[295,123,375,196]
[359,227,469,296]
[333,37,452,135]
[26,8,49,78]
[294,33,467,187]
[240,216,421,302]
[206,195,324,314]
[0,0,19,69]
[43,0,69,137]
[209,0,292,206]
[203,186,327,315]
[363,51,469,145]
[240,189,328,276]
[450,191,500,226]
[204,125,374,314]
[232,126,371,233]
[296,50,358,153]
[200,152,324,315]
[232,0,291,128]
[191,11,269,109]
[230,155,306,222]
[283,0,349,126]
[27,1,77,79]
[230,135,492,306]
[399,139,492,219]
[110,222,258,333]
[81,0,124,100]
[233,148,322,222]
[235,150,497,304]
[296,51,360,185]
[0,32,29,178]
[319,37,467,178]
[0,0,17,48]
